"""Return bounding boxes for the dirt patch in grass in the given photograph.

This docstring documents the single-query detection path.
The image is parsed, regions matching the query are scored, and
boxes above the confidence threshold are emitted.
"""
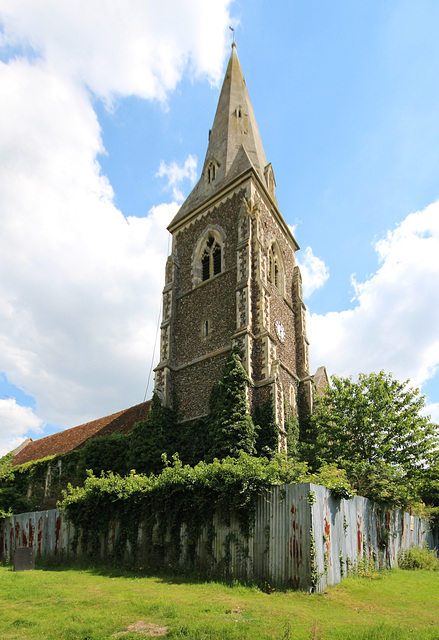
[112,621,168,637]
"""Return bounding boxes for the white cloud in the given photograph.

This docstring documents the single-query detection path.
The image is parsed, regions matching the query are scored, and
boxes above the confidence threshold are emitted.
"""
[0,399,44,457]
[296,246,329,298]
[309,201,439,389]
[156,155,198,202]
[424,403,439,425]
[0,0,233,103]
[0,2,233,454]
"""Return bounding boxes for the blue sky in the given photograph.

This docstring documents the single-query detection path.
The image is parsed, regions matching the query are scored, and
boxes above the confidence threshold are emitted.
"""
[1,0,439,455]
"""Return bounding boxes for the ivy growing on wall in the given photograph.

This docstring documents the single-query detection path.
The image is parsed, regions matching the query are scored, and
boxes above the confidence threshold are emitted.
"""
[206,349,257,461]
[127,393,180,474]
[253,398,278,458]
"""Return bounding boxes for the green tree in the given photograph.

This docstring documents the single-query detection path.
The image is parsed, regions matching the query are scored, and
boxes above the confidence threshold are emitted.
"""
[303,371,438,506]
[207,349,257,460]
[417,455,439,526]
[309,371,437,471]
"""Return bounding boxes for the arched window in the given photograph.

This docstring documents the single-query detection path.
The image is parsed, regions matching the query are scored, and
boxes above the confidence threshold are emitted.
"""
[192,227,225,286]
[201,235,222,281]
[206,159,219,185]
[267,242,284,293]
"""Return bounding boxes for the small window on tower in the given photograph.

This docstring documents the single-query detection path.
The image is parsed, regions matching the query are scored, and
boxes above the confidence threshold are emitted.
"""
[268,242,284,293]
[268,249,273,283]
[202,319,210,339]
[207,161,217,184]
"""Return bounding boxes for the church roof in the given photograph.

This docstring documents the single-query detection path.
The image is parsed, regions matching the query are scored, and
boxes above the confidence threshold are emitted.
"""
[11,401,150,466]
[169,43,272,231]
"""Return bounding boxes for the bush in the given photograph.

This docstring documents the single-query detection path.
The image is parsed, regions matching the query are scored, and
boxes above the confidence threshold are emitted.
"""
[397,546,439,571]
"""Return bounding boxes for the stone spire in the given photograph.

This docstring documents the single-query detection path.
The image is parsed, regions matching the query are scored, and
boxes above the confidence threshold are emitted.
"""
[169,44,273,231]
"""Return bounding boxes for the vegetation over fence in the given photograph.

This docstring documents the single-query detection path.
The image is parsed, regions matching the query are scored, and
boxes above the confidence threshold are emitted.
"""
[60,452,310,562]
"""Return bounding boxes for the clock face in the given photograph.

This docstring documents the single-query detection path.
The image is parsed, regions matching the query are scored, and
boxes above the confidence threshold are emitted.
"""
[275,320,286,343]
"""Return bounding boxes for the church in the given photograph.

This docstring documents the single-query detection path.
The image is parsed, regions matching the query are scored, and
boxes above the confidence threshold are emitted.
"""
[12,44,327,466]
[154,43,326,451]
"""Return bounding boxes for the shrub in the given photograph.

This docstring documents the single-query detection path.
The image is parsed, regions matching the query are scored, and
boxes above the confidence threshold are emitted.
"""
[397,546,439,571]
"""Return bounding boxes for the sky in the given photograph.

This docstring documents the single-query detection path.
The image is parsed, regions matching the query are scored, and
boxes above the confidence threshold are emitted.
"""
[1,0,439,457]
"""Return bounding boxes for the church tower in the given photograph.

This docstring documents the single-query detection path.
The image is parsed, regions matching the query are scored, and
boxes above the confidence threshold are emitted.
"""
[154,44,310,449]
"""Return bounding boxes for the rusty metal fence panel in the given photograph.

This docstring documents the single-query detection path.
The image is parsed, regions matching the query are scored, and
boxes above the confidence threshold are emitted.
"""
[0,509,74,562]
[254,484,312,589]
[1,485,436,592]
[308,486,437,591]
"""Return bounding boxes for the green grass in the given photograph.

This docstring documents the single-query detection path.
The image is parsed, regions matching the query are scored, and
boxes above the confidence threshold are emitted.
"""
[1,564,438,639]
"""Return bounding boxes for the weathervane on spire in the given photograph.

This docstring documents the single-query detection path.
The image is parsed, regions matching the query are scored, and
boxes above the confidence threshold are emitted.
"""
[229,26,235,46]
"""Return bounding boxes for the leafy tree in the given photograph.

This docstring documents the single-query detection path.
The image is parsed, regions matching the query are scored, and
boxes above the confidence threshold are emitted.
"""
[308,371,437,472]
[303,371,438,506]
[207,349,257,460]
[417,456,439,526]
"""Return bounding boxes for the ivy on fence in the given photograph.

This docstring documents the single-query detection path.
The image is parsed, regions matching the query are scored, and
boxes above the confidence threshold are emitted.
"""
[60,452,309,565]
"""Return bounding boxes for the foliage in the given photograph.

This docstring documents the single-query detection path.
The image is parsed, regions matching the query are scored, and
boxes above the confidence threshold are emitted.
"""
[397,546,439,571]
[284,403,299,459]
[0,452,13,480]
[60,452,309,562]
[342,459,424,508]
[127,392,179,474]
[6,365,437,519]
[298,384,318,466]
[300,371,439,508]
[0,455,56,514]
[77,433,129,478]
[176,416,209,466]
[253,398,278,457]
[308,372,438,473]
[308,464,355,501]
[416,457,439,526]
[206,349,257,460]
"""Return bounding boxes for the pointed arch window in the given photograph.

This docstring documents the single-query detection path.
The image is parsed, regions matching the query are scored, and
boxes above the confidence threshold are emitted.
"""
[206,159,220,185]
[201,235,222,281]
[207,162,216,184]
[268,242,284,293]
[192,227,226,287]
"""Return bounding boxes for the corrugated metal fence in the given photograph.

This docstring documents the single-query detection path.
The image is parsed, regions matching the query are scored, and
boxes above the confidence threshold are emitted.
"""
[1,483,436,591]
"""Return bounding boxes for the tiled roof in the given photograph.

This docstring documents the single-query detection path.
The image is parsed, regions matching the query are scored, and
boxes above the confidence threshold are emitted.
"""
[11,401,151,467]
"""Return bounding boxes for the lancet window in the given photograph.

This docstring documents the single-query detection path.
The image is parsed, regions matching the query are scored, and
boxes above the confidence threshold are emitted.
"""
[201,235,222,281]
[267,242,284,293]
[192,226,225,287]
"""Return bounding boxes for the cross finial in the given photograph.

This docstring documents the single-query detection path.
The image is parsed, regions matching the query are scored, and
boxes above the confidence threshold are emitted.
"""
[229,26,235,46]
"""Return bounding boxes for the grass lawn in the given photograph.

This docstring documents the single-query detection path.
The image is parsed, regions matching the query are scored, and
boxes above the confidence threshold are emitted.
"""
[0,564,438,639]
